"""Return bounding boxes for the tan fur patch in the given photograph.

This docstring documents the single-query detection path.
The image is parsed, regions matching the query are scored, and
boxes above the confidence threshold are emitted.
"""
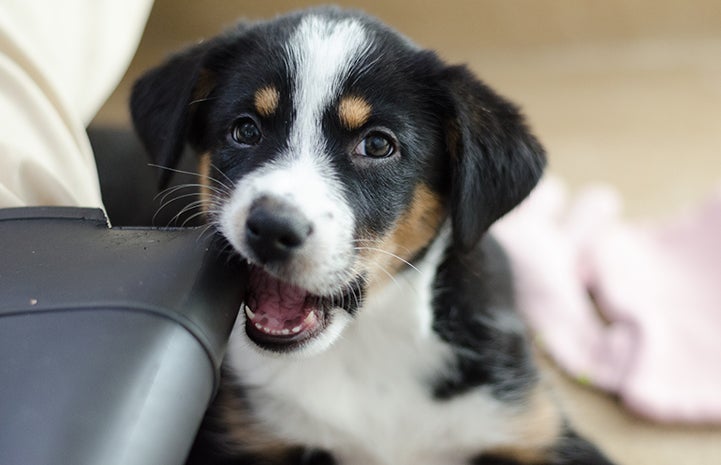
[338,95,372,130]
[445,119,461,161]
[359,184,445,288]
[486,384,565,463]
[192,68,216,103]
[198,152,212,214]
[214,380,297,461]
[254,85,280,117]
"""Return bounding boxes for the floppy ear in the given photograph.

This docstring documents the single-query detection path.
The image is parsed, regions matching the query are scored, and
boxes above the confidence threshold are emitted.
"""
[441,65,546,252]
[130,40,220,188]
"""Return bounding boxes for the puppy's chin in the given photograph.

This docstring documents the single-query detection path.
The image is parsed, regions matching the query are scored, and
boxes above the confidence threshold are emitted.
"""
[241,264,360,356]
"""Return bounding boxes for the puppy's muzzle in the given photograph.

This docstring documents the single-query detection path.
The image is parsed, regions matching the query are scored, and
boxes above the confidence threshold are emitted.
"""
[245,196,313,264]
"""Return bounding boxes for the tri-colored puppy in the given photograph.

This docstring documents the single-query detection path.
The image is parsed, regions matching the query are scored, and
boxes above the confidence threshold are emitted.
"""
[131,7,616,465]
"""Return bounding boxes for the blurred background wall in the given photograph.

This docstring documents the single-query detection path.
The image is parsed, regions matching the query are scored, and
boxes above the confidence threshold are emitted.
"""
[95,0,721,218]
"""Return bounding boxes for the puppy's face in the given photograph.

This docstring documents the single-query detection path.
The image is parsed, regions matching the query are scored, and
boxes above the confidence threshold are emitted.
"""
[131,8,545,355]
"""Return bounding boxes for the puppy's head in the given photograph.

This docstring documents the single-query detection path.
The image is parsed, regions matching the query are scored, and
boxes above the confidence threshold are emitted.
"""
[131,7,545,355]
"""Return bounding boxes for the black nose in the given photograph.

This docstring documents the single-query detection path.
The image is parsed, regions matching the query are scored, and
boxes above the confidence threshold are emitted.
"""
[245,197,312,263]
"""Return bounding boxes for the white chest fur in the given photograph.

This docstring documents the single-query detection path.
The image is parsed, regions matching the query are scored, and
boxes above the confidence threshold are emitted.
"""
[227,234,520,465]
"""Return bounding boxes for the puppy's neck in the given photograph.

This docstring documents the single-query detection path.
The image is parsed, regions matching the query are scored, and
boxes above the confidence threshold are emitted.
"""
[357,224,450,340]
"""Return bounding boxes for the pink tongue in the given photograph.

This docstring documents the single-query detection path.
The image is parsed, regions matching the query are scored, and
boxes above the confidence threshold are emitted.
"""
[247,267,311,331]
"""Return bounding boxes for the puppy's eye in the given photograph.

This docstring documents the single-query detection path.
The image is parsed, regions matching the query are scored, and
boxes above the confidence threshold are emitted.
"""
[230,117,262,145]
[354,132,396,158]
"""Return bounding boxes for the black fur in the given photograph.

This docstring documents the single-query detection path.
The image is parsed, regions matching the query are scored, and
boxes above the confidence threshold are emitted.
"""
[547,430,616,465]
[440,65,546,251]
[130,40,211,187]
[431,235,537,402]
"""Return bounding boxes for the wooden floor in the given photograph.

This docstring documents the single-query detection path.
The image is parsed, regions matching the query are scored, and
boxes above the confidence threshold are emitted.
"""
[95,2,721,464]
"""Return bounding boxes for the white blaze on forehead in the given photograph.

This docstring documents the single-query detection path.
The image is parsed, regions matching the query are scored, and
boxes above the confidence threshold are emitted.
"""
[284,16,371,157]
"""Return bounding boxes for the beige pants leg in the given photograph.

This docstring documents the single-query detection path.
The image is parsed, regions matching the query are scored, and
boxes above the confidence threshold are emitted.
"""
[0,0,153,208]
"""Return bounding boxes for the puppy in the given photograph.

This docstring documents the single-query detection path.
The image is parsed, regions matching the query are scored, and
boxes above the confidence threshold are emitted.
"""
[131,7,616,465]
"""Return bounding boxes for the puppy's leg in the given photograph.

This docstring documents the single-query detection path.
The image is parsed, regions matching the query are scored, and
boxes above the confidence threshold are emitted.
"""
[185,370,339,465]
[473,430,614,465]
[545,430,616,465]
[469,382,615,465]
[295,449,338,465]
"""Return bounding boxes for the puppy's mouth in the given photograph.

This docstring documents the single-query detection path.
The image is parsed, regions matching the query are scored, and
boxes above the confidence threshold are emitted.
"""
[243,265,361,352]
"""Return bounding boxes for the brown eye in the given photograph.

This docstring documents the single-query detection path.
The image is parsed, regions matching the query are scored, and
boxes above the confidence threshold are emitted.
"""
[231,117,262,145]
[354,132,396,158]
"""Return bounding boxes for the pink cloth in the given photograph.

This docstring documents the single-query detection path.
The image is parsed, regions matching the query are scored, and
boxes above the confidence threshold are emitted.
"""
[492,178,721,424]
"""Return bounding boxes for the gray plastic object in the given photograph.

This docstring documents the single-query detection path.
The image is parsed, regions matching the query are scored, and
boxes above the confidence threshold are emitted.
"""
[0,207,245,465]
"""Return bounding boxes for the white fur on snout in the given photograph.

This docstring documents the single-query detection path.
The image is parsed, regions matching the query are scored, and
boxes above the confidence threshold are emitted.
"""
[218,154,355,296]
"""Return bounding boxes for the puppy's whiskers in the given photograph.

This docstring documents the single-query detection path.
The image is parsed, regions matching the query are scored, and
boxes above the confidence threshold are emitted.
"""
[154,188,200,226]
[148,163,234,197]
[353,246,421,276]
[188,96,218,107]
[149,163,234,227]
[350,238,415,260]
[167,198,209,227]
[352,254,402,291]
[180,208,213,228]
[209,162,235,189]
[197,221,220,243]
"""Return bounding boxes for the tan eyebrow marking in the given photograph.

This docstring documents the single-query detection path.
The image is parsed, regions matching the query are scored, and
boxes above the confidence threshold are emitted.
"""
[254,86,280,117]
[338,95,372,130]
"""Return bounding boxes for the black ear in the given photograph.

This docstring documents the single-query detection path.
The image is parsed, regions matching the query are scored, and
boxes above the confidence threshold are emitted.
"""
[130,40,219,188]
[441,65,546,251]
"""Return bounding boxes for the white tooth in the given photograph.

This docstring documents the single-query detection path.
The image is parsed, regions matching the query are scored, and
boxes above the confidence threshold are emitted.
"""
[281,329,290,335]
[244,305,256,320]
[292,326,302,334]
[255,323,263,330]
[303,312,317,327]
